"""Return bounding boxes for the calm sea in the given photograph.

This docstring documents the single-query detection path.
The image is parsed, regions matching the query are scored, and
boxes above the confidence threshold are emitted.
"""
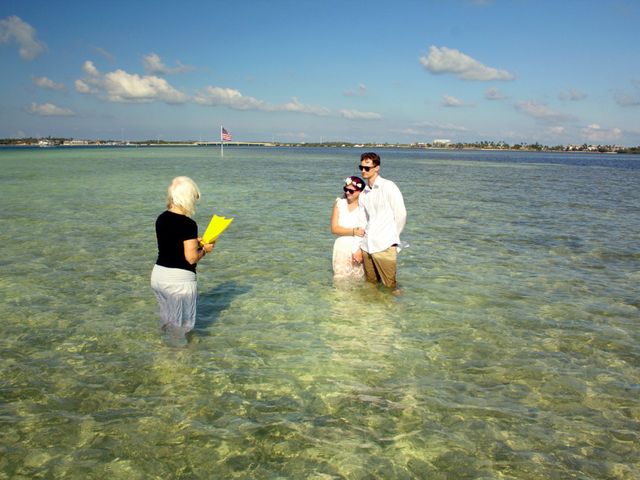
[1,146,638,479]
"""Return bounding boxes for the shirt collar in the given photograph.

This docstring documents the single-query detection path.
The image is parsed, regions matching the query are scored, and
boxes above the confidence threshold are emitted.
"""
[366,175,384,190]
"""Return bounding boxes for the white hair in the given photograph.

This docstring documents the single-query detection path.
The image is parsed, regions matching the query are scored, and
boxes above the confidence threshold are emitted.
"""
[166,176,200,217]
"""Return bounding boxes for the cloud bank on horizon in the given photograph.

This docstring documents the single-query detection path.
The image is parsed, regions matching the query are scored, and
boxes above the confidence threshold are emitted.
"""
[1,1,639,145]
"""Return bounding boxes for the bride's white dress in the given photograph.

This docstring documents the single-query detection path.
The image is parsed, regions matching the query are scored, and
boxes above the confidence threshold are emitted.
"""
[332,198,366,281]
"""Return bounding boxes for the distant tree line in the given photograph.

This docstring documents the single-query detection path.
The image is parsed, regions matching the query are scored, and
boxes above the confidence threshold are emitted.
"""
[0,136,71,145]
[277,140,639,154]
[1,137,639,154]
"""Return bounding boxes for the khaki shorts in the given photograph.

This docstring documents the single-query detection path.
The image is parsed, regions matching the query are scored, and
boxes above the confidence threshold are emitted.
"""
[362,246,397,289]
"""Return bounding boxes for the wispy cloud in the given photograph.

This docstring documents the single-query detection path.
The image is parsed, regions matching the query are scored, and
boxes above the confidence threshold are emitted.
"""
[281,97,330,116]
[277,131,309,140]
[339,109,381,120]
[581,123,622,142]
[0,15,46,60]
[195,86,330,116]
[442,95,475,107]
[411,121,469,134]
[343,83,368,97]
[614,79,640,106]
[615,93,640,106]
[515,101,574,122]
[28,102,74,116]
[33,76,65,90]
[90,46,115,63]
[194,86,266,110]
[76,60,188,104]
[142,53,194,75]
[546,126,566,137]
[420,46,514,81]
[558,89,587,101]
[485,88,506,100]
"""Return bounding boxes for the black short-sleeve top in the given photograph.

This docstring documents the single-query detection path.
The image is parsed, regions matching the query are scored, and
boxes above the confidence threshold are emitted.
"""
[155,210,199,273]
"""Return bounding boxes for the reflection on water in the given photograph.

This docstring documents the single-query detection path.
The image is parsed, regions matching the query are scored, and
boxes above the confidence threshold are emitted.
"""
[0,147,638,478]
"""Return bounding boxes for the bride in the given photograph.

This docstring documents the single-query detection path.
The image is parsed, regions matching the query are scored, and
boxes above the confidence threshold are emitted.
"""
[330,176,366,282]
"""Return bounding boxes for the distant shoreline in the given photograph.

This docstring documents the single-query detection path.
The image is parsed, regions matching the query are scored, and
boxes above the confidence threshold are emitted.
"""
[1,143,638,154]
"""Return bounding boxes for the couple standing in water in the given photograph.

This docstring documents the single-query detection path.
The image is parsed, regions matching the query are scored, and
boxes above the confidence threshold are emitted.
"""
[331,152,407,289]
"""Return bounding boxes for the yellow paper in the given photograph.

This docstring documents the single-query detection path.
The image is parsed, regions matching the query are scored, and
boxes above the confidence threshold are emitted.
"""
[201,214,234,244]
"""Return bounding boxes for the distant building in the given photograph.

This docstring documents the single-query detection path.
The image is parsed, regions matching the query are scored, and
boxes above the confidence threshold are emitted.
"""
[433,139,452,147]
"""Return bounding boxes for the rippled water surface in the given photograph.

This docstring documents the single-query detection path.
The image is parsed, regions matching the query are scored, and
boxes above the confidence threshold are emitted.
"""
[1,147,638,479]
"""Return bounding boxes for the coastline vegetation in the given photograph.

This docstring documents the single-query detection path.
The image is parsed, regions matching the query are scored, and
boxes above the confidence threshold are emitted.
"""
[1,136,638,154]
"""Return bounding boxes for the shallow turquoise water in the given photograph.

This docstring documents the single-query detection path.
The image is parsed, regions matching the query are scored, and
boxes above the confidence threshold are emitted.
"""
[0,146,638,479]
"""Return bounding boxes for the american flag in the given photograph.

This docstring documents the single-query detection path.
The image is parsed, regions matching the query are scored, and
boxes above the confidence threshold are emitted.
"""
[221,127,232,142]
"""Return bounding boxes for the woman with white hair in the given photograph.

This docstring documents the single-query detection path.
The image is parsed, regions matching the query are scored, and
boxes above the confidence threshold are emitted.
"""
[150,176,214,338]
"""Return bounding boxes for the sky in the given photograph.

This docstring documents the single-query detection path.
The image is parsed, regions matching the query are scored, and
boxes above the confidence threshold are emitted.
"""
[1,0,639,145]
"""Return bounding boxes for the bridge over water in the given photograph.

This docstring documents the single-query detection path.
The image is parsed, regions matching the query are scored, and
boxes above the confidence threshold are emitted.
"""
[194,141,275,147]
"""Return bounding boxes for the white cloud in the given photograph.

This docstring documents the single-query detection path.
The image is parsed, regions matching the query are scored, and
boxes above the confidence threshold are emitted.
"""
[28,102,74,116]
[74,79,91,93]
[74,58,331,117]
[76,61,188,104]
[0,15,46,60]
[559,89,587,101]
[195,86,330,116]
[339,109,382,120]
[442,95,472,107]
[343,83,368,97]
[420,46,514,81]
[194,86,268,110]
[515,101,573,122]
[83,60,99,76]
[143,53,193,75]
[33,76,65,90]
[581,124,622,142]
[485,88,506,100]
[282,97,330,116]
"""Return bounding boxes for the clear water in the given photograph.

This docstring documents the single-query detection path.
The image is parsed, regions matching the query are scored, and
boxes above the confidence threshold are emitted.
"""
[1,146,638,479]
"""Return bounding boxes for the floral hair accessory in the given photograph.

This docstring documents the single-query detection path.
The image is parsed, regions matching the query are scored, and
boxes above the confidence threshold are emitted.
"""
[344,176,364,190]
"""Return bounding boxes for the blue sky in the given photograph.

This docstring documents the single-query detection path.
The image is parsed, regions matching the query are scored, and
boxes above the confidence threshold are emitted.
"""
[1,0,639,145]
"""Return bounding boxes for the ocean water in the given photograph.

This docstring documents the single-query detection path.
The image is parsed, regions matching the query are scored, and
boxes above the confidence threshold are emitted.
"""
[0,146,638,479]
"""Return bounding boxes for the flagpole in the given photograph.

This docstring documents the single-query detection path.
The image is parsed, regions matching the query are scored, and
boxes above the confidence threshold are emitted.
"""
[220,125,224,157]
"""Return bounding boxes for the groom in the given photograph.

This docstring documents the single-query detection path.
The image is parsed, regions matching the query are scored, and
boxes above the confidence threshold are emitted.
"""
[353,152,406,289]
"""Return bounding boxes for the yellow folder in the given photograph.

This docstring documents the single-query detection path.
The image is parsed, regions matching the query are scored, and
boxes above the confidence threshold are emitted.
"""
[201,214,234,245]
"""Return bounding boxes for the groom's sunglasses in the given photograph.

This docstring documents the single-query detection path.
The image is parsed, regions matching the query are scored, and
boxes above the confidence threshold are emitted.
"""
[358,165,375,172]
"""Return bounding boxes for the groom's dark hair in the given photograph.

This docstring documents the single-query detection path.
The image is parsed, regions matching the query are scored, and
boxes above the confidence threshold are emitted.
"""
[360,152,380,166]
